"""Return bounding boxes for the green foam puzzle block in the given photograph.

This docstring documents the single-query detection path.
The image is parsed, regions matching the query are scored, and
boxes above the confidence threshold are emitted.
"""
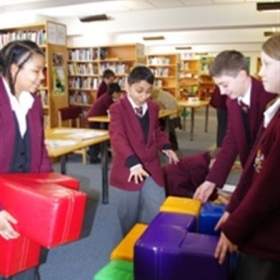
[94,260,134,280]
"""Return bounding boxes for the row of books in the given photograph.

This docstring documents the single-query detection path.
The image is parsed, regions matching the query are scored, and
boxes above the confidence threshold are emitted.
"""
[0,30,46,49]
[67,47,109,61]
[99,63,129,75]
[68,63,98,76]
[147,56,171,65]
[69,77,99,90]
[69,91,92,105]
[150,68,171,77]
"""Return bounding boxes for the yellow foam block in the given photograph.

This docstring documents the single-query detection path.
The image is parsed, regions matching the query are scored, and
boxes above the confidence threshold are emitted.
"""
[110,223,148,261]
[160,196,201,217]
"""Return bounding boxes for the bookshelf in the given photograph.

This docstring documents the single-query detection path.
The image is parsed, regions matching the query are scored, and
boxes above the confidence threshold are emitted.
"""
[0,21,69,128]
[67,44,145,119]
[146,53,180,98]
[179,54,215,99]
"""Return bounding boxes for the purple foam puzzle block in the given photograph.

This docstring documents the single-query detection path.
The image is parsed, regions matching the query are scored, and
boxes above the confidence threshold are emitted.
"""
[151,212,197,232]
[134,225,186,280]
[199,202,226,236]
[179,232,230,280]
[135,227,230,280]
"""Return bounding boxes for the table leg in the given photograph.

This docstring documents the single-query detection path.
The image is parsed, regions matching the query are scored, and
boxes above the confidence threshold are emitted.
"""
[205,105,209,132]
[101,140,109,204]
[182,108,187,131]
[60,155,66,174]
[190,108,195,141]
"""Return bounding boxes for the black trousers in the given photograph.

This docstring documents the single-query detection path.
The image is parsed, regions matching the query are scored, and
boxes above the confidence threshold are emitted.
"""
[235,252,280,280]
[216,108,228,147]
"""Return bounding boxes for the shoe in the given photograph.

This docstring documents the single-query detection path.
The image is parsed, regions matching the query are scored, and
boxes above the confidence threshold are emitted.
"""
[90,158,101,164]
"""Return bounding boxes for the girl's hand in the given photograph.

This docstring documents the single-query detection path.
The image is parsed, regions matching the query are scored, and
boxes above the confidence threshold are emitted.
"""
[0,210,20,240]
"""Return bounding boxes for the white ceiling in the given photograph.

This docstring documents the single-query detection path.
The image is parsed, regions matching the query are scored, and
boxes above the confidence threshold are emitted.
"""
[1,0,280,53]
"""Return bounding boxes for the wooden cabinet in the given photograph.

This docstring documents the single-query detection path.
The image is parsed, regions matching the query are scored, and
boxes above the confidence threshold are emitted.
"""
[0,21,69,128]
[146,53,180,98]
[67,44,145,119]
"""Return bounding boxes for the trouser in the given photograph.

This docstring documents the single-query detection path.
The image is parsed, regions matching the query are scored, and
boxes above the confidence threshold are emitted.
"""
[113,177,165,236]
[235,252,280,280]
[216,108,227,147]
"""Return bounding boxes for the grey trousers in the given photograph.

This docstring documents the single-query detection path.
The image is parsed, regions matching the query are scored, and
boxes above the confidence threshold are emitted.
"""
[113,177,166,236]
[235,252,280,280]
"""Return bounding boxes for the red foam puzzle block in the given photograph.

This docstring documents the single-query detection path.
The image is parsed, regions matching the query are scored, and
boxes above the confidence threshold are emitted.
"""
[0,178,87,248]
[0,235,40,277]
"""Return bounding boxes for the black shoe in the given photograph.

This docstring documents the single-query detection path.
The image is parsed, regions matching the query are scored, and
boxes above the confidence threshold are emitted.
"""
[90,158,101,164]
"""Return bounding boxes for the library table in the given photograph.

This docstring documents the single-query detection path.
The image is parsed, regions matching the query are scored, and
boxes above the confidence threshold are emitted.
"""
[45,128,110,204]
[177,100,210,141]
[88,109,178,133]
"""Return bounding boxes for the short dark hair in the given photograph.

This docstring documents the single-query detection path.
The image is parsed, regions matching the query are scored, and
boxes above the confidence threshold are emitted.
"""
[127,66,154,85]
[0,40,44,95]
[102,69,115,79]
[209,50,249,78]
[108,82,121,95]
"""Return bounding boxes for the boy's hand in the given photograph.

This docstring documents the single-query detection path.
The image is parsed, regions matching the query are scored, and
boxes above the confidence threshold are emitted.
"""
[128,164,149,184]
[162,149,179,164]
[193,181,215,202]
[215,211,230,231]
[215,232,237,264]
[0,210,20,240]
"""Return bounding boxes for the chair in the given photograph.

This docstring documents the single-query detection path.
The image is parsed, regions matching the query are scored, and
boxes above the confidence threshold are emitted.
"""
[58,106,87,164]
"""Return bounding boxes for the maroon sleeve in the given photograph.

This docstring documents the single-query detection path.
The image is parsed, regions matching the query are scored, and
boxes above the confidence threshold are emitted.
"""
[210,86,227,109]
[206,101,238,187]
[222,124,280,244]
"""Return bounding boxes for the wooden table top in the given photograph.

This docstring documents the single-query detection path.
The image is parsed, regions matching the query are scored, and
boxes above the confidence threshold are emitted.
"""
[88,109,178,123]
[177,100,209,108]
[45,128,109,158]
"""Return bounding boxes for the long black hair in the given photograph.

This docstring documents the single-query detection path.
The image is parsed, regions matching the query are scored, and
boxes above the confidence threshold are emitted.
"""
[0,40,44,95]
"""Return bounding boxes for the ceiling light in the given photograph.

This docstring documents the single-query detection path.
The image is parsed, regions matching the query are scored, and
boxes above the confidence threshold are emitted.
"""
[143,36,165,41]
[263,31,280,37]
[79,14,113,22]
[175,46,192,50]
[256,2,280,12]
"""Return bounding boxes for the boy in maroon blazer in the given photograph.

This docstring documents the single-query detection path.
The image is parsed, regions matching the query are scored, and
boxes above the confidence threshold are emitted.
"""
[96,69,115,99]
[86,83,122,163]
[215,34,280,280]
[194,50,276,202]
[109,66,178,235]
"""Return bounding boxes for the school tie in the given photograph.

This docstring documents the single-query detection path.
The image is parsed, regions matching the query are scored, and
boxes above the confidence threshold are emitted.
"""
[135,106,143,117]
[239,100,250,114]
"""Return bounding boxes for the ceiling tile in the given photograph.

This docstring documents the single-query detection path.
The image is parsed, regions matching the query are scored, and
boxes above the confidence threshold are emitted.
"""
[212,0,244,3]
[179,0,213,6]
[121,0,155,10]
[145,0,184,8]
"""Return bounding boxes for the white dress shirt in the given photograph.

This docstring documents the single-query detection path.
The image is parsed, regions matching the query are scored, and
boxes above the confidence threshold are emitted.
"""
[3,78,34,138]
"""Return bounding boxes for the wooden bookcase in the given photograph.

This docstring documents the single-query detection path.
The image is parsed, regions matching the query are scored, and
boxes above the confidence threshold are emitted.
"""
[67,43,145,119]
[146,53,180,98]
[179,58,199,99]
[0,21,69,128]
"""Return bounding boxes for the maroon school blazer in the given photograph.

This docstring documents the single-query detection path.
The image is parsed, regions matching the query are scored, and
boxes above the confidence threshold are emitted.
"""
[109,96,170,191]
[0,77,52,173]
[207,77,276,187]
[222,108,280,262]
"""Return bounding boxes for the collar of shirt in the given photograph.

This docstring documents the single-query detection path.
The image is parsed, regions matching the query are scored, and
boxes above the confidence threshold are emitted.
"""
[3,78,34,137]
[263,97,280,128]
[127,94,148,115]
[237,83,251,107]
